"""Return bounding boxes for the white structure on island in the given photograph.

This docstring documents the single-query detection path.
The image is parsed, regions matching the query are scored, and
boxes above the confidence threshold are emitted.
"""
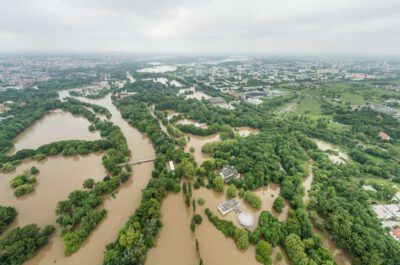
[237,212,255,228]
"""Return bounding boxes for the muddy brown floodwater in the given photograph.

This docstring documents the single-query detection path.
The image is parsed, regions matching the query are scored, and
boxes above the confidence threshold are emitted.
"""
[9,111,100,154]
[0,154,106,263]
[1,93,156,265]
[185,133,220,165]
[146,184,291,265]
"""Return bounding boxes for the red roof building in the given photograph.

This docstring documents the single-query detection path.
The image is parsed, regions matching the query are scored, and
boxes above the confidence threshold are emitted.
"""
[391,228,400,241]
[378,131,391,140]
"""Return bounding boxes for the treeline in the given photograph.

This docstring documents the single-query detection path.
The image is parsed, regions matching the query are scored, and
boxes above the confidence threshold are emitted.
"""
[203,130,335,265]
[0,224,54,265]
[0,91,112,169]
[103,95,191,265]
[205,208,250,250]
[0,89,55,158]
[177,124,220,136]
[55,119,130,255]
[122,83,274,129]
[303,141,400,265]
[34,75,98,90]
[65,98,112,118]
[292,114,400,182]
[69,87,111,99]
[334,108,400,140]
[0,205,17,233]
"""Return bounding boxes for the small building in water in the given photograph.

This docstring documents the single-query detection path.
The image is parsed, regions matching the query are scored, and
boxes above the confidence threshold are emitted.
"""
[220,165,240,182]
[218,199,240,216]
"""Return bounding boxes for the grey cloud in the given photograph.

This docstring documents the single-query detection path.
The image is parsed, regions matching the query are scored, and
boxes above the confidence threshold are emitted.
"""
[0,0,399,54]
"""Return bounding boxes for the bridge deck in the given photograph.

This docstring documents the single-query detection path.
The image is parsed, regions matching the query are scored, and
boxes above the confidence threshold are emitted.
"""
[120,156,156,166]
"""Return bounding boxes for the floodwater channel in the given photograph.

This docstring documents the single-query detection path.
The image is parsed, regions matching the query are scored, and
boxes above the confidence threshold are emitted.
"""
[1,93,155,265]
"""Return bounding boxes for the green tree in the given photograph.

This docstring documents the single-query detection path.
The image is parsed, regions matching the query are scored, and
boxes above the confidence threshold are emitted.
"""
[226,184,237,198]
[256,240,272,265]
[193,214,203,225]
[234,228,249,250]
[213,176,225,193]
[243,191,262,209]
[284,233,309,265]
[83,178,95,189]
[273,196,285,213]
[30,167,40,175]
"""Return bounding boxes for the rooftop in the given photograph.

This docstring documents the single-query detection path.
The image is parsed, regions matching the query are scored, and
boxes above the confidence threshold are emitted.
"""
[208,96,227,105]
[237,212,254,228]
[217,199,240,216]
[220,165,240,182]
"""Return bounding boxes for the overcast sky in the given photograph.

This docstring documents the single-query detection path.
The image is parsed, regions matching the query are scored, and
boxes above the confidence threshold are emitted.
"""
[0,0,399,55]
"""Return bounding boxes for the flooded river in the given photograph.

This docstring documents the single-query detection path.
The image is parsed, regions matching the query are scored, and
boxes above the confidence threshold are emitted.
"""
[1,90,353,265]
[1,93,155,265]
[147,183,290,265]
[0,154,106,263]
[10,111,100,154]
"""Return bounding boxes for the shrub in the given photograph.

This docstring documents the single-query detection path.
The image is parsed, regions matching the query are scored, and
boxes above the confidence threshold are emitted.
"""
[30,167,40,175]
[197,198,205,206]
[243,191,262,209]
[193,214,203,225]
[273,196,285,213]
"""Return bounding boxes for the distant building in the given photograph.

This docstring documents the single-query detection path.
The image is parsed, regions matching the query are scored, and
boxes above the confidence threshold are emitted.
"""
[218,199,240,216]
[194,66,203,78]
[369,105,397,115]
[378,131,391,141]
[220,165,240,182]
[373,204,400,220]
[247,98,263,105]
[0,104,11,113]
[390,228,400,241]
[208,97,227,105]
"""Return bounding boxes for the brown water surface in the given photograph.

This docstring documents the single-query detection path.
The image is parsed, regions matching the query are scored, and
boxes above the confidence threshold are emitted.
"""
[185,133,220,165]
[2,94,156,264]
[10,111,100,154]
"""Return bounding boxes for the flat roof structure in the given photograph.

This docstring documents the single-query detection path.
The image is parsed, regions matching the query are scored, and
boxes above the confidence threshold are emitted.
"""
[220,165,240,183]
[373,204,400,220]
[218,199,240,216]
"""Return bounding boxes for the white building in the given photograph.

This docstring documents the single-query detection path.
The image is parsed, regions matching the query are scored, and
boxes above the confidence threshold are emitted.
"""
[218,199,240,216]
